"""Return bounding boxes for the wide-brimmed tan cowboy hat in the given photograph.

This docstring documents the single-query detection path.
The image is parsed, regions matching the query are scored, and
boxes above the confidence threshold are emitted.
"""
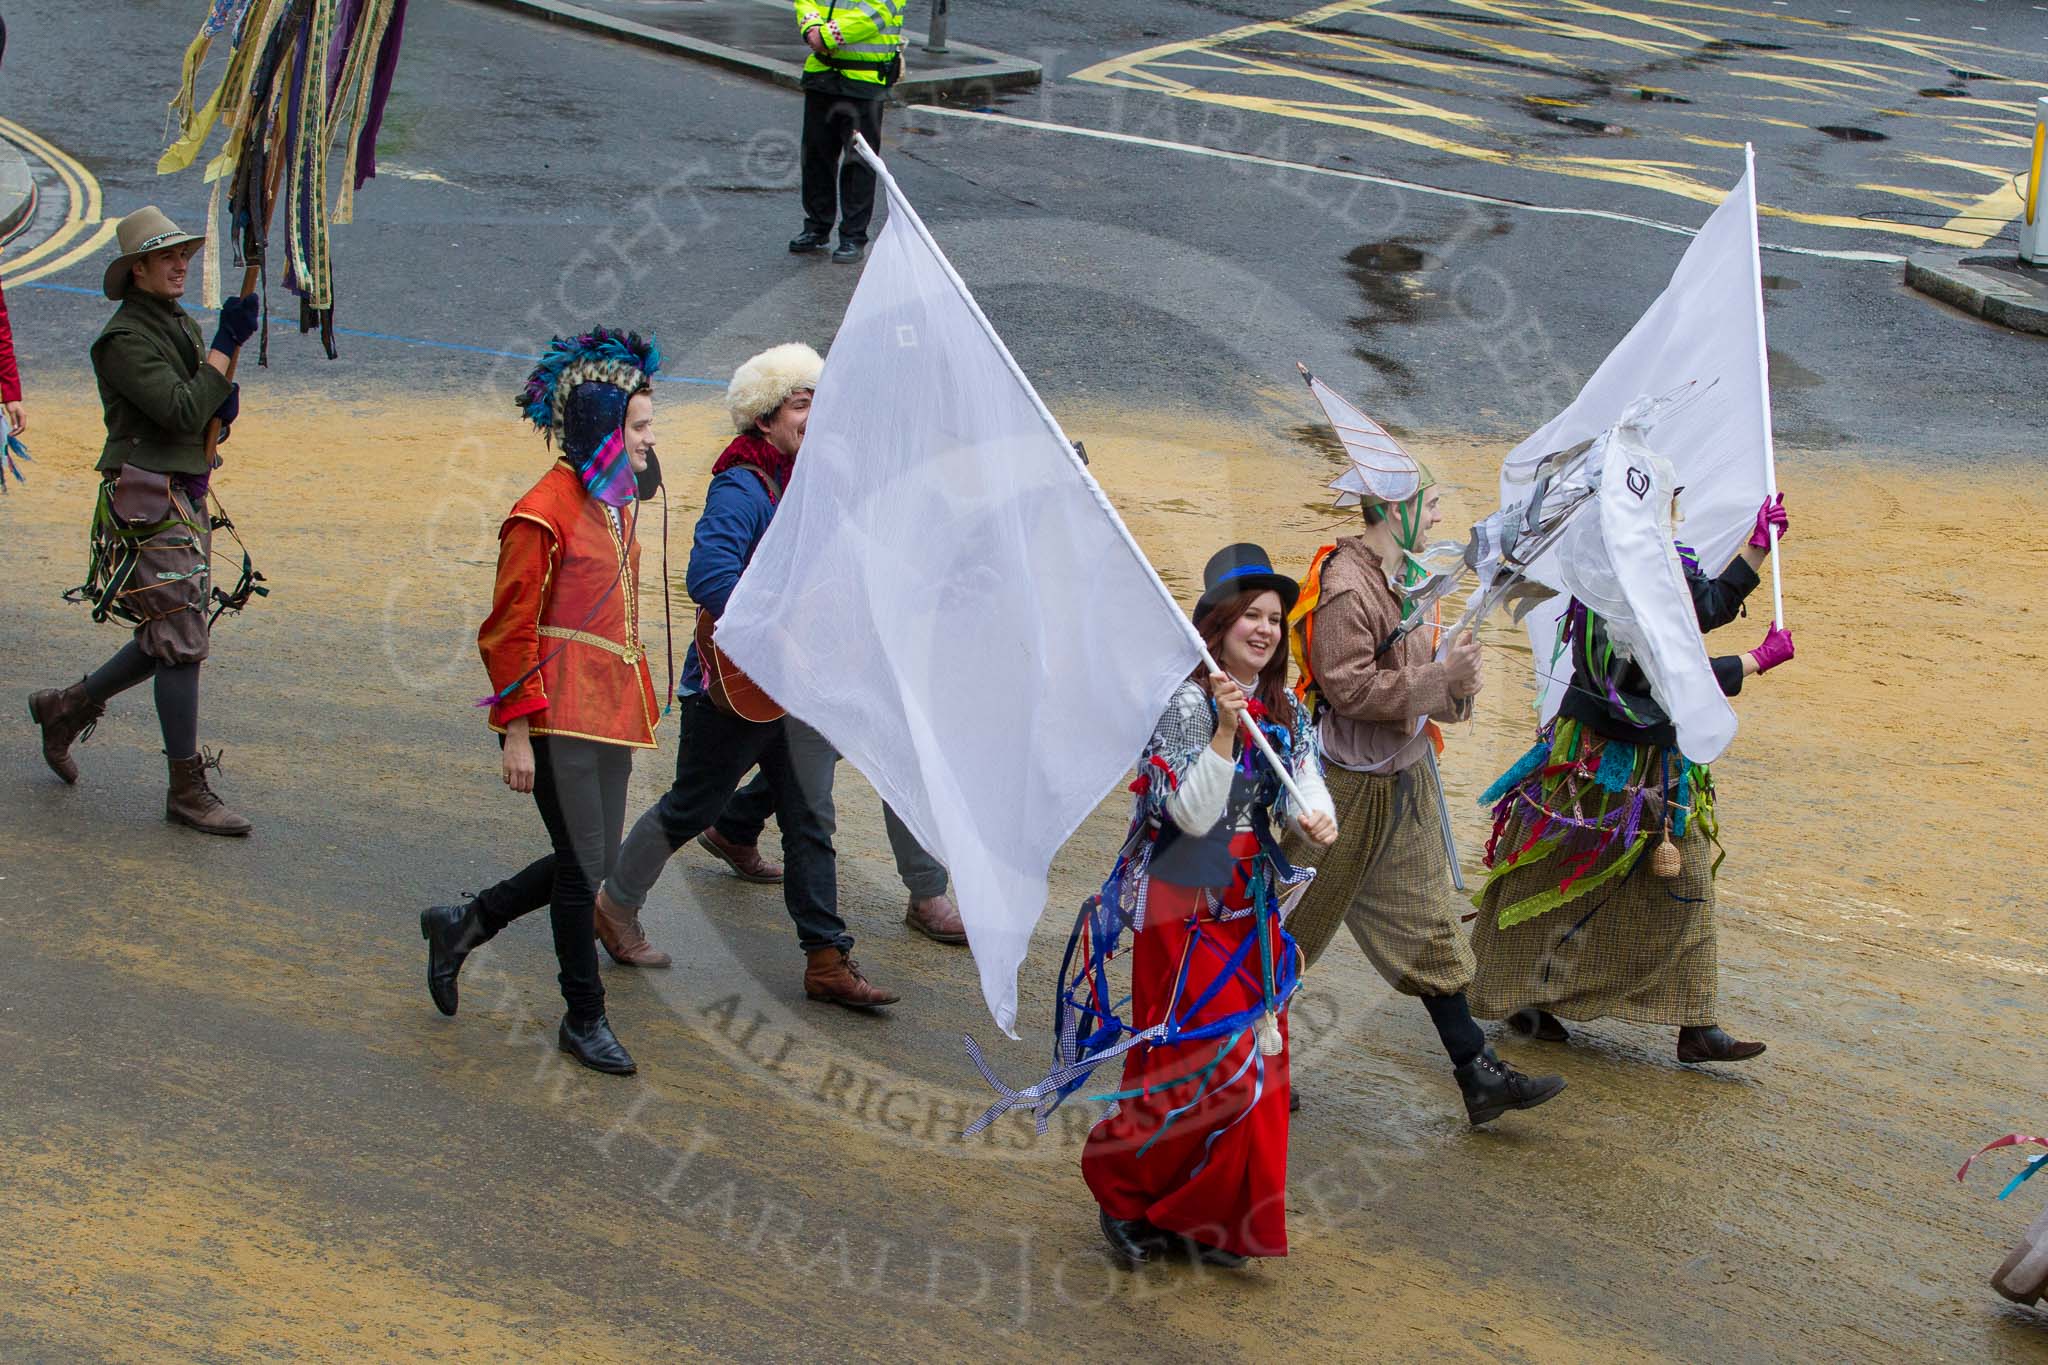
[103,206,206,300]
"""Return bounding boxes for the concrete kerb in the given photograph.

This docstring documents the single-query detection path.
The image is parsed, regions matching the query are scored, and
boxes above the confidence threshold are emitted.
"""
[1905,252,2048,337]
[470,0,1041,99]
[0,134,38,244]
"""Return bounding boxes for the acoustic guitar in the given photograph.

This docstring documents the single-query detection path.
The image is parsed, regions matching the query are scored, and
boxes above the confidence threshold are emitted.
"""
[695,462,787,723]
[695,608,785,723]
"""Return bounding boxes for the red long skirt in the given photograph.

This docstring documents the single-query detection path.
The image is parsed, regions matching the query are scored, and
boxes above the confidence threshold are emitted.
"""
[1080,834,1291,1259]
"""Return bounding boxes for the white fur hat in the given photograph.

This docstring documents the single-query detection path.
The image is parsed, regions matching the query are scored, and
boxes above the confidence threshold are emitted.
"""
[726,342,824,434]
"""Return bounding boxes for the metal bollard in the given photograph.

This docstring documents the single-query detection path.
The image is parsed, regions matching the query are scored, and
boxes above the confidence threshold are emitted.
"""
[2021,96,2046,267]
[925,0,949,55]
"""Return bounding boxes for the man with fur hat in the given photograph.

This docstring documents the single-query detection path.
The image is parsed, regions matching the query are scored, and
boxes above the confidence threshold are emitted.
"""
[597,342,898,1007]
[28,206,262,833]
[1280,390,1565,1126]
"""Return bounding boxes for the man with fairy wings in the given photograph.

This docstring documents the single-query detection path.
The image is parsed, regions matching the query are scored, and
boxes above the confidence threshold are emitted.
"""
[1279,370,1566,1127]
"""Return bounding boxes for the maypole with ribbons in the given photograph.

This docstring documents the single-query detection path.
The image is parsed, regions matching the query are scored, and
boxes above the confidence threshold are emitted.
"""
[157,0,410,387]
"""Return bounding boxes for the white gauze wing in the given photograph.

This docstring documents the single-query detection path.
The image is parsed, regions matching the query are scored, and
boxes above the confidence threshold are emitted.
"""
[1554,425,1738,765]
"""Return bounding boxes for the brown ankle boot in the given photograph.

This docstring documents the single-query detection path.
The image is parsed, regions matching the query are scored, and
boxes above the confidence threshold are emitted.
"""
[28,679,104,785]
[904,890,968,945]
[696,829,784,883]
[803,947,898,1008]
[165,750,253,836]
[593,885,672,967]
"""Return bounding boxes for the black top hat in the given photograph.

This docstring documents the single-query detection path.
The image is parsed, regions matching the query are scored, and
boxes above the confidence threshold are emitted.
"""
[1193,543,1300,627]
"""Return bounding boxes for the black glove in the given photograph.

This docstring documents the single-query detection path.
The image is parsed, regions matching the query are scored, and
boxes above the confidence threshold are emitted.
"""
[210,294,262,357]
[635,448,664,501]
[214,383,240,441]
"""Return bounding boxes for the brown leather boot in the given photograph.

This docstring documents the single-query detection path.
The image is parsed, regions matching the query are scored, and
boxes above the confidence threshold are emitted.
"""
[28,679,104,785]
[593,885,672,967]
[696,829,784,883]
[165,750,253,836]
[803,947,898,1008]
[904,890,968,945]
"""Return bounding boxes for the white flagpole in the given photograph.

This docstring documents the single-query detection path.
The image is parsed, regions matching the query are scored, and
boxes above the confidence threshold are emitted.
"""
[1743,144,1786,629]
[847,133,1310,809]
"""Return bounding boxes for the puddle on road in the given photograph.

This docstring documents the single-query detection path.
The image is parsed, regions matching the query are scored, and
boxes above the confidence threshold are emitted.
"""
[1374,37,1591,81]
[1396,7,1534,26]
[1524,97,1629,135]
[1288,419,1350,472]
[1343,242,1442,395]
[1818,125,1888,142]
[1918,87,1969,99]
[1351,242,1432,274]
[1767,348,1825,388]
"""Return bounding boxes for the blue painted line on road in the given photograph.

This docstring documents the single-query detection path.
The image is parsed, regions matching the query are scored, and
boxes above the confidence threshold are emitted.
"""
[16,281,725,386]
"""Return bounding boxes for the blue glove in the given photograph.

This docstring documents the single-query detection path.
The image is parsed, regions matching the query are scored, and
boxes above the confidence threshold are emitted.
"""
[214,383,240,441]
[210,294,261,357]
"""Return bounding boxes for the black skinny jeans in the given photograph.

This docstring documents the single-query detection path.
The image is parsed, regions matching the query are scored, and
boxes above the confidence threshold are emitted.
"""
[472,735,633,1023]
[83,638,201,759]
[608,693,848,954]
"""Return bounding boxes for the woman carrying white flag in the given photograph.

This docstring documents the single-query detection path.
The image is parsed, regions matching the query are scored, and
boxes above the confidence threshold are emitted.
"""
[1070,546,1336,1269]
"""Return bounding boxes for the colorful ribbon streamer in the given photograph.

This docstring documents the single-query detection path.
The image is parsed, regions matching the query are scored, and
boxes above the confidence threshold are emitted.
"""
[1957,1133,2048,1200]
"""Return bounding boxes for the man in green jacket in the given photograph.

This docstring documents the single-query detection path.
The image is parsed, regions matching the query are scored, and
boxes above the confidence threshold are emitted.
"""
[789,0,905,264]
[28,205,262,835]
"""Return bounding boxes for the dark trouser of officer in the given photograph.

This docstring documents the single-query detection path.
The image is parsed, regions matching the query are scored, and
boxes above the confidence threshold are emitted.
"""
[794,90,884,260]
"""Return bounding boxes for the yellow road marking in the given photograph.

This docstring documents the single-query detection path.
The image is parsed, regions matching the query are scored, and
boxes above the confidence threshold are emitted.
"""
[1857,182,1974,212]
[12,220,118,287]
[0,114,109,287]
[1072,0,2045,249]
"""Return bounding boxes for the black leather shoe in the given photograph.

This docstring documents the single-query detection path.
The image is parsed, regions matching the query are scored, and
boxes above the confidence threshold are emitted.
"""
[1677,1025,1766,1064]
[559,1014,637,1075]
[1182,1237,1247,1268]
[420,902,485,1017]
[1099,1208,1165,1269]
[1455,1046,1566,1125]
[1508,1007,1571,1043]
[831,239,865,264]
[789,229,831,253]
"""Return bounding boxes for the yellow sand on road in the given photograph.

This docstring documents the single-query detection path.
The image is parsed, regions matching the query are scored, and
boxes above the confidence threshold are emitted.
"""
[2,388,2043,1360]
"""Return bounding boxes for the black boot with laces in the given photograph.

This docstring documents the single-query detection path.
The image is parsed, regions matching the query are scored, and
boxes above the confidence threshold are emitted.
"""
[1454,1045,1566,1125]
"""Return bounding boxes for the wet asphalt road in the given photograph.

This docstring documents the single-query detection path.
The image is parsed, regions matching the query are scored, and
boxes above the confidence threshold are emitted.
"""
[0,0,2041,458]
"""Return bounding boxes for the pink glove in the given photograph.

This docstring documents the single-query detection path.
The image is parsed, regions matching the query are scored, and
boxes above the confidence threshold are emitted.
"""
[1749,624,1794,674]
[1749,493,1788,549]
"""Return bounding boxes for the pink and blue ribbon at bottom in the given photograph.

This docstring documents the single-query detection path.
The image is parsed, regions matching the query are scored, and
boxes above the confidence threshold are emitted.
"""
[1957,1133,2048,1200]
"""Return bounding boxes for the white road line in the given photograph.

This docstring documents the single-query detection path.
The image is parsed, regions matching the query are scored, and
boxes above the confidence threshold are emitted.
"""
[908,106,1909,265]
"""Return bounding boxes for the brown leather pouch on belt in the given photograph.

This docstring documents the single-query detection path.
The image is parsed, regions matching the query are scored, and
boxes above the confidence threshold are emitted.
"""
[110,464,175,527]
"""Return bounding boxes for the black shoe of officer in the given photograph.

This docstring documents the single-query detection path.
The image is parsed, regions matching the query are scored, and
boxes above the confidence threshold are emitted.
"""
[1099,1208,1165,1269]
[559,1014,637,1076]
[1455,1045,1565,1125]
[420,902,486,1017]
[831,239,866,264]
[789,228,831,254]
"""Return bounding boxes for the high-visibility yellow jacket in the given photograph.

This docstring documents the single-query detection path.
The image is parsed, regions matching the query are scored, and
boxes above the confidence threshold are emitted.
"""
[795,0,906,89]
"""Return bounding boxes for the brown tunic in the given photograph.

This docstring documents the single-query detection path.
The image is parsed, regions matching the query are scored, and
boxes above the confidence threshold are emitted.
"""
[1281,536,1476,992]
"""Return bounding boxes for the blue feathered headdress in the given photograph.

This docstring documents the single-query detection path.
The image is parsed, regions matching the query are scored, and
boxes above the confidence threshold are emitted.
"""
[517,327,663,446]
